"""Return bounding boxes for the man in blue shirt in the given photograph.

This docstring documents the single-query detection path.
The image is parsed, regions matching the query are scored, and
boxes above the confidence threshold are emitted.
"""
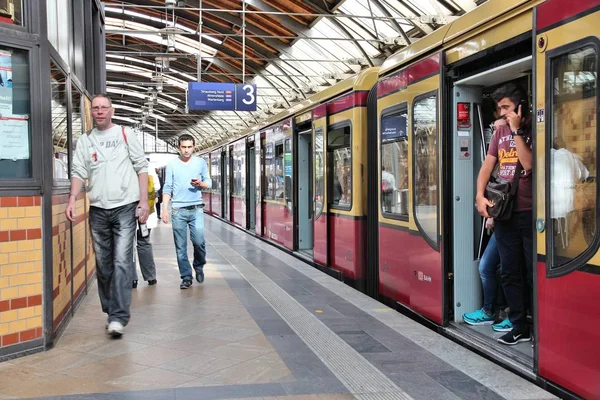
[161,134,212,289]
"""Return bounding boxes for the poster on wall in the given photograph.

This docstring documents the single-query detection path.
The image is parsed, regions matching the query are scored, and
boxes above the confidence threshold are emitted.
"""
[0,49,13,115]
[0,49,30,161]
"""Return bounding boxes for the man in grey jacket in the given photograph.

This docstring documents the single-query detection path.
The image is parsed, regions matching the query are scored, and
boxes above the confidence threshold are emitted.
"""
[65,94,149,338]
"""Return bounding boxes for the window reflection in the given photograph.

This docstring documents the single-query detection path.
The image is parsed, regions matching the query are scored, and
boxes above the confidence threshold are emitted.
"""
[51,62,68,181]
[550,45,598,271]
[211,152,221,192]
[328,125,351,209]
[314,128,324,218]
[381,109,408,217]
[0,1,23,26]
[413,95,438,244]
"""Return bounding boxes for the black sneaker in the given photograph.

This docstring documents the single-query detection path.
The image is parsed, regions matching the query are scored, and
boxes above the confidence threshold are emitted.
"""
[148,279,157,285]
[195,270,204,283]
[498,327,531,346]
[180,280,192,289]
[132,280,138,289]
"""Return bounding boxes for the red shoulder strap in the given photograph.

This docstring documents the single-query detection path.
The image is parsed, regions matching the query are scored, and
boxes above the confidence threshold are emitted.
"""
[121,126,128,144]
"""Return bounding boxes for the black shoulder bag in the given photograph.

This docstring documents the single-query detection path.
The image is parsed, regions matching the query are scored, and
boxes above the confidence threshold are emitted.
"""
[484,162,522,221]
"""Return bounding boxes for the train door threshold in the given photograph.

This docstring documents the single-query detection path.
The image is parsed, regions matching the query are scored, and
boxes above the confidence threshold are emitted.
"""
[444,323,535,379]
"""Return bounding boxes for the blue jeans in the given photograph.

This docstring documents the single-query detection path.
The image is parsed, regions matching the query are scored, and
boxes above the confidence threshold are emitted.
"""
[494,211,534,330]
[89,202,137,325]
[171,206,206,280]
[479,233,502,315]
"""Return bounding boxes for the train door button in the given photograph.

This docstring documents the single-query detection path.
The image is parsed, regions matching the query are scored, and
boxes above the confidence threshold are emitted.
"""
[536,219,545,233]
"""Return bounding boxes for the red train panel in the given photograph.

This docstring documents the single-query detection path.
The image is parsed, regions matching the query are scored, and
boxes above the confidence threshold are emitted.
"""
[263,202,293,250]
[328,215,366,281]
[255,201,262,236]
[211,192,222,217]
[231,197,245,228]
[314,213,328,266]
[537,262,600,399]
[378,225,442,324]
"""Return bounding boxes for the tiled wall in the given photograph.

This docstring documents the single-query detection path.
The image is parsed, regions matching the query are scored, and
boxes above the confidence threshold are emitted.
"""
[51,194,72,332]
[0,196,43,348]
[51,192,93,334]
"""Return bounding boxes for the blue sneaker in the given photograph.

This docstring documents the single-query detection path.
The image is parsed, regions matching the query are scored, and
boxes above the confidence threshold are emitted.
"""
[463,308,495,326]
[492,318,513,332]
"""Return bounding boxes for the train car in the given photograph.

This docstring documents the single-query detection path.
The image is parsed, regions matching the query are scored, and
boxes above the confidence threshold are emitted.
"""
[374,0,599,398]
[201,0,599,397]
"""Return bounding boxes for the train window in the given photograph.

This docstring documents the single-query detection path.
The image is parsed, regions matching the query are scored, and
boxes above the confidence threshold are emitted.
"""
[548,42,599,274]
[380,106,409,218]
[328,125,352,210]
[284,138,293,205]
[314,127,325,219]
[265,142,285,201]
[233,148,245,197]
[413,93,438,247]
[211,154,220,192]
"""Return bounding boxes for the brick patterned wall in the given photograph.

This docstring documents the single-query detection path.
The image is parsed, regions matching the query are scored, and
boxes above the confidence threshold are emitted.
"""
[72,194,87,303]
[86,196,95,281]
[0,196,43,348]
[52,194,73,331]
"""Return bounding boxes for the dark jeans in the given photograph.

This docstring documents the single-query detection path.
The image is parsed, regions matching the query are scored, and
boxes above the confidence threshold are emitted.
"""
[89,202,137,326]
[133,228,156,281]
[171,206,206,280]
[494,211,533,330]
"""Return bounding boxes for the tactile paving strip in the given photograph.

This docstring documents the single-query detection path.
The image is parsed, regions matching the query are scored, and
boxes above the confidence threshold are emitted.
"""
[212,239,414,400]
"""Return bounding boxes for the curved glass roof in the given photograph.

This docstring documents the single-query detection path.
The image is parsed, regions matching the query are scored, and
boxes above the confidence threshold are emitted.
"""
[103,0,481,151]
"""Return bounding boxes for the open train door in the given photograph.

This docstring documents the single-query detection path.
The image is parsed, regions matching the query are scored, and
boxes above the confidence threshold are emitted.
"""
[312,105,328,267]
[534,1,600,398]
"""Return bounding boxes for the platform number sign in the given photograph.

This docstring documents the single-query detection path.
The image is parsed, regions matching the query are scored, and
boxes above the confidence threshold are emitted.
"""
[236,84,257,111]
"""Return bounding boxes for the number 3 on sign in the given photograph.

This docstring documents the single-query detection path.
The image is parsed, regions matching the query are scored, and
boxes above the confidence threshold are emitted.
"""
[242,85,255,105]
[236,83,257,111]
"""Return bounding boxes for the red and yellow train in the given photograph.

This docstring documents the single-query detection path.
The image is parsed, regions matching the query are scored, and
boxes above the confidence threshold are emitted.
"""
[201,1,600,398]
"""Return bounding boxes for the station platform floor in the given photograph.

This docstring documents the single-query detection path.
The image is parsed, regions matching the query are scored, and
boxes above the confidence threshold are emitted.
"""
[0,217,557,400]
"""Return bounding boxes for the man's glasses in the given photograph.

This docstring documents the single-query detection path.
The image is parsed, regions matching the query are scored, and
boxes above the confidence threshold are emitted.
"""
[91,106,111,112]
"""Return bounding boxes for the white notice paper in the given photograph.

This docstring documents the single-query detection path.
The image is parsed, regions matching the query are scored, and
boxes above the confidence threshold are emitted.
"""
[0,116,29,160]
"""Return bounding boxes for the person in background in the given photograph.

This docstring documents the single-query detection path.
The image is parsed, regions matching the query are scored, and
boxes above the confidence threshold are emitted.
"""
[155,167,165,218]
[133,161,159,288]
[381,166,396,213]
[161,134,212,289]
[65,94,149,338]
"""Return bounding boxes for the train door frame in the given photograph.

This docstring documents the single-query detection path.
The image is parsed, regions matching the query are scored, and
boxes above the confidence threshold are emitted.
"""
[443,32,536,372]
[533,3,600,397]
[257,131,266,237]
[294,119,314,255]
[228,144,235,223]
[220,148,227,218]
[312,106,329,268]
[365,86,380,299]
[247,138,256,231]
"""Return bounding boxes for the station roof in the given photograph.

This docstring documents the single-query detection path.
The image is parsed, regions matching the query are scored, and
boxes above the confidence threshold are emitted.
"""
[103,0,483,150]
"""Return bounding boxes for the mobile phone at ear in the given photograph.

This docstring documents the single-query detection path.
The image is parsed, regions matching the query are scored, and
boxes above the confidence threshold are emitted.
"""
[519,98,530,117]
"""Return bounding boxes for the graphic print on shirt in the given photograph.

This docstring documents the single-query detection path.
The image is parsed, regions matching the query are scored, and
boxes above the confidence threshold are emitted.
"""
[87,126,126,165]
[496,134,519,181]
